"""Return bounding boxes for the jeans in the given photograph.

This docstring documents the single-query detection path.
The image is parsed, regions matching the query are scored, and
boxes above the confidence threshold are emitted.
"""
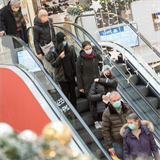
[113,142,123,160]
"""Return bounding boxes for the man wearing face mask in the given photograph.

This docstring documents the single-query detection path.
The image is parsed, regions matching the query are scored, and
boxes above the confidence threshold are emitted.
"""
[0,0,28,43]
[120,113,160,160]
[102,91,133,160]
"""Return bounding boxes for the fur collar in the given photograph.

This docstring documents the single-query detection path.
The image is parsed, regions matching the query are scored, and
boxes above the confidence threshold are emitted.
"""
[120,120,154,137]
[107,101,128,115]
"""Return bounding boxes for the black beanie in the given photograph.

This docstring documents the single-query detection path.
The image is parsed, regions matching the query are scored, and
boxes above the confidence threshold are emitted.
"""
[56,32,66,44]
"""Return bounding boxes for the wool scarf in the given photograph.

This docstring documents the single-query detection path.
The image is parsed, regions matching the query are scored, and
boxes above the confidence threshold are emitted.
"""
[12,11,26,31]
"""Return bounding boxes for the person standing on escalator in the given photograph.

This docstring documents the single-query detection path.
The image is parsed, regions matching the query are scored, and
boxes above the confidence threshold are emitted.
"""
[0,0,28,43]
[34,9,56,79]
[45,32,77,108]
[88,65,118,129]
[76,41,103,99]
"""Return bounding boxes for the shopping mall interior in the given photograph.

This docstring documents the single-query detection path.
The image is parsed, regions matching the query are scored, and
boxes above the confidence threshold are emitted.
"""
[0,0,160,159]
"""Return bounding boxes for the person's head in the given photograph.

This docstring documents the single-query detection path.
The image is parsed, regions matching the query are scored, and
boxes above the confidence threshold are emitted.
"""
[55,32,68,53]
[109,91,121,109]
[38,9,48,23]
[126,113,141,130]
[82,41,92,55]
[100,65,113,79]
[10,0,21,12]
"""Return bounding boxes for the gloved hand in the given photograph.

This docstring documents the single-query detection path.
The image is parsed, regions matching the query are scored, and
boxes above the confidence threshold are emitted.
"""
[45,50,54,62]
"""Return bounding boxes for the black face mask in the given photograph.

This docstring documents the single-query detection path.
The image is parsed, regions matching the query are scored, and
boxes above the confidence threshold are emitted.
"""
[105,74,111,78]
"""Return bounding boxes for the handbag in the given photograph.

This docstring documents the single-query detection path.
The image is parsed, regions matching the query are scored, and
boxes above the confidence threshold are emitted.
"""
[40,22,54,55]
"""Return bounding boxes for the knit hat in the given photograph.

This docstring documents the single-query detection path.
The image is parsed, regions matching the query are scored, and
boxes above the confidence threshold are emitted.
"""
[102,65,111,71]
[56,32,67,44]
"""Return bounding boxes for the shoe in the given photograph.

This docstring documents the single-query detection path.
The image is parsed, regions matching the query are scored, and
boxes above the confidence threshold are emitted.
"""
[94,121,102,129]
[53,2,57,4]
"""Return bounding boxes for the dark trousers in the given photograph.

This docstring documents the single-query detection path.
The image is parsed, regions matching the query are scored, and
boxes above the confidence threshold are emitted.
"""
[59,81,76,108]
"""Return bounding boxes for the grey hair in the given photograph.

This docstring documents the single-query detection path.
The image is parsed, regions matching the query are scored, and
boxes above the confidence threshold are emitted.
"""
[109,91,121,102]
[10,0,21,5]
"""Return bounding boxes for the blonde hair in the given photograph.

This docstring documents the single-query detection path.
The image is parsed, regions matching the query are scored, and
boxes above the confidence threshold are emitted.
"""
[38,9,48,19]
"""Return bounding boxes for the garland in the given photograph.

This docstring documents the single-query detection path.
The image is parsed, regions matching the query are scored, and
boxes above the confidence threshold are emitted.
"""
[67,0,138,16]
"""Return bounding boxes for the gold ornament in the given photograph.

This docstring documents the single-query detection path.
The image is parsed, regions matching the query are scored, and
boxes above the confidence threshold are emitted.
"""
[80,7,83,10]
[42,122,72,145]
[77,155,91,160]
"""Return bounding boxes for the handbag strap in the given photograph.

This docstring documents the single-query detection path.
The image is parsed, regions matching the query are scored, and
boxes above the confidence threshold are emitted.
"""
[49,22,52,40]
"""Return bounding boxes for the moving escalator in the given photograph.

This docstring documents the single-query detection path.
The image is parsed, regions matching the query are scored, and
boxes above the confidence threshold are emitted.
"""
[27,22,160,151]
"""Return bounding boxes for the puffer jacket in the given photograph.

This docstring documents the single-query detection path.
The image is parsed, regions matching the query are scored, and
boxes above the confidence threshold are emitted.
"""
[33,18,55,55]
[88,78,117,114]
[120,121,160,160]
[45,46,76,82]
[102,102,133,148]
[76,50,103,94]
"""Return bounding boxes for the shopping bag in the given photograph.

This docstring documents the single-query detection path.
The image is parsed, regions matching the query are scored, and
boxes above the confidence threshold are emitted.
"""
[110,152,120,160]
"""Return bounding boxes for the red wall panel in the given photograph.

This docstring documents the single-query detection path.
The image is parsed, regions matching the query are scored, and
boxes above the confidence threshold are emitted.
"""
[0,68,51,135]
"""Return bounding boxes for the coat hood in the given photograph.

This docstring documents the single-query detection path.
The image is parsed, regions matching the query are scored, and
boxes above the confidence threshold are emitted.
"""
[34,17,49,27]
[120,120,154,137]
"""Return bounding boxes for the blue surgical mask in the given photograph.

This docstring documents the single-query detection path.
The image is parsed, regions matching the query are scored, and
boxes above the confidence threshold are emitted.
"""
[128,124,136,130]
[63,41,67,46]
[113,101,121,108]
[85,49,92,55]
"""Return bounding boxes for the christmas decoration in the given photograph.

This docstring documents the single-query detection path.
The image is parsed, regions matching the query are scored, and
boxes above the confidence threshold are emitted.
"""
[110,48,120,61]
[67,3,93,16]
[0,122,96,160]
[0,123,14,137]
[42,122,72,145]
[90,0,102,12]
[19,130,37,142]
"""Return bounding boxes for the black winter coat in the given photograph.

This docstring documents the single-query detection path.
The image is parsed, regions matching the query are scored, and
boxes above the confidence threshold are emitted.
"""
[33,18,56,55]
[45,46,77,82]
[76,50,103,94]
[88,78,117,114]
[0,2,28,43]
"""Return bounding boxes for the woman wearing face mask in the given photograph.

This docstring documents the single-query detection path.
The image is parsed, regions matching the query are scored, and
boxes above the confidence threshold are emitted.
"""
[45,32,77,108]
[88,65,118,128]
[120,113,160,160]
[34,9,56,79]
[76,41,103,98]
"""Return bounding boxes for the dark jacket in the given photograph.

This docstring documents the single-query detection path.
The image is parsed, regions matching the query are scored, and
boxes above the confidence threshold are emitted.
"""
[45,46,77,82]
[102,102,133,148]
[120,121,160,160]
[88,78,117,114]
[76,50,103,94]
[0,2,28,43]
[33,18,56,56]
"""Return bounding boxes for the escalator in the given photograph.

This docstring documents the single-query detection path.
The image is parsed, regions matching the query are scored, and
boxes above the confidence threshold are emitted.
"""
[29,22,160,149]
[52,18,160,133]
[1,16,160,159]
[0,35,112,160]
[27,20,160,147]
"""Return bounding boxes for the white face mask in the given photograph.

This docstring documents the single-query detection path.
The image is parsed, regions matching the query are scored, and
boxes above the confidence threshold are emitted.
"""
[85,49,92,55]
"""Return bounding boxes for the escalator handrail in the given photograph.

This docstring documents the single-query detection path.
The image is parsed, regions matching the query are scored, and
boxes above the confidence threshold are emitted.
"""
[75,12,160,58]
[52,22,160,141]
[16,31,113,160]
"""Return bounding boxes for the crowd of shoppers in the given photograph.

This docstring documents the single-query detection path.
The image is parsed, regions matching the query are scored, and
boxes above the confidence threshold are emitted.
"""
[1,6,159,160]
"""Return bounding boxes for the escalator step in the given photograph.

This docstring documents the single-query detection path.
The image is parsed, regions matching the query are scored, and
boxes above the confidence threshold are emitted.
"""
[117,63,127,74]
[125,85,149,101]
[70,111,94,131]
[77,98,89,113]
[147,97,159,109]
[77,126,103,144]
